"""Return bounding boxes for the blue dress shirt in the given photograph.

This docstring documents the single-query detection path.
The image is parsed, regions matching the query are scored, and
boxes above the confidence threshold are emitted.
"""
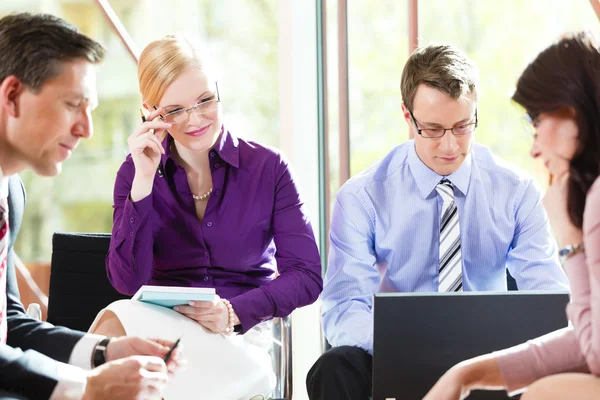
[322,140,570,354]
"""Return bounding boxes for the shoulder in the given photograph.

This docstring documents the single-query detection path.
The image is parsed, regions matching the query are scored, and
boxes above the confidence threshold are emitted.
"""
[341,142,410,196]
[237,137,291,175]
[584,176,600,230]
[587,176,600,199]
[335,143,409,218]
[239,137,283,162]
[472,143,538,193]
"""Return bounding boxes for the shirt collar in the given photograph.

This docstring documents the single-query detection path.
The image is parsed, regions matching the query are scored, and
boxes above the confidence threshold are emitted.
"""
[213,125,240,168]
[160,124,240,170]
[0,166,8,199]
[407,140,472,198]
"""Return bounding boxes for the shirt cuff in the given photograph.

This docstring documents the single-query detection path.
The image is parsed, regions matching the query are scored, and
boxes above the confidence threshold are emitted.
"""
[69,334,106,370]
[49,362,88,400]
[126,193,153,219]
[229,288,275,333]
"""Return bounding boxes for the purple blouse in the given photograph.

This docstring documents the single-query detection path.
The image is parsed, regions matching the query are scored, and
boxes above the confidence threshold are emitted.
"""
[106,128,323,332]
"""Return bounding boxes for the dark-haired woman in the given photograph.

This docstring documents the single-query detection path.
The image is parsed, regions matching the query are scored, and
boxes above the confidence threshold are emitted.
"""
[424,31,600,400]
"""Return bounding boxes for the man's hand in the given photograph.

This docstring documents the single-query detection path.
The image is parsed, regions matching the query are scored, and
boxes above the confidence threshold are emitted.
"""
[105,337,184,374]
[82,356,167,400]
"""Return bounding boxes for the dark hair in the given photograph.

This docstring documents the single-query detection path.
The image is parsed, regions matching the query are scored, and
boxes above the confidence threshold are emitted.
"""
[513,31,600,229]
[0,13,106,91]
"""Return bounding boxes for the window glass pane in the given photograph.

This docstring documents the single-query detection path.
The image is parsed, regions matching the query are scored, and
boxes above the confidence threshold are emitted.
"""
[2,0,278,261]
[348,0,409,178]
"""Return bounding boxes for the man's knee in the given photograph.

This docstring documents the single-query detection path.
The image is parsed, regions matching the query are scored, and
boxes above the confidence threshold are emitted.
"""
[308,346,370,382]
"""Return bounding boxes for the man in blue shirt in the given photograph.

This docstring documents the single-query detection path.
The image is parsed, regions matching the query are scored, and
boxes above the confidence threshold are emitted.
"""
[306,44,569,400]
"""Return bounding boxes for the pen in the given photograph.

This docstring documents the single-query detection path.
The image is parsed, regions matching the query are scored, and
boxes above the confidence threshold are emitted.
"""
[164,337,181,363]
[139,109,155,136]
[153,106,168,142]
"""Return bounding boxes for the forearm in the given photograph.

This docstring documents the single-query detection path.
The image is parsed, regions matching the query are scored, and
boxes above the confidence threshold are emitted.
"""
[129,174,154,203]
[322,296,375,353]
[107,196,155,295]
[456,355,506,393]
[229,266,322,332]
[106,237,153,295]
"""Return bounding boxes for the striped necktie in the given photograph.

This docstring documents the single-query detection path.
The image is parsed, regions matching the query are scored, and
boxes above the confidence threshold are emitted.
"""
[436,180,462,292]
[0,196,9,344]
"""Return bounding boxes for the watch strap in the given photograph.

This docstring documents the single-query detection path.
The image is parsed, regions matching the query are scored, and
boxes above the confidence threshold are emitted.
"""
[92,337,112,368]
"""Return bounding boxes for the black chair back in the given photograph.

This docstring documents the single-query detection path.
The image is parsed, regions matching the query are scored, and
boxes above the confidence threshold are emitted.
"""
[47,232,129,331]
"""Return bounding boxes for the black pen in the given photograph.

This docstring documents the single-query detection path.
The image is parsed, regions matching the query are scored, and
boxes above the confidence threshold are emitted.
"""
[164,337,181,363]
[139,109,155,136]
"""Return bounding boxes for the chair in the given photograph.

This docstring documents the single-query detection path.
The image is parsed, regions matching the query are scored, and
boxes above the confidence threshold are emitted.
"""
[47,232,293,400]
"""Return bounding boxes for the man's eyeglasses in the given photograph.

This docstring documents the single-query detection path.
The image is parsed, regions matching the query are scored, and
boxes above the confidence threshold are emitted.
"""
[409,109,478,139]
[160,82,221,124]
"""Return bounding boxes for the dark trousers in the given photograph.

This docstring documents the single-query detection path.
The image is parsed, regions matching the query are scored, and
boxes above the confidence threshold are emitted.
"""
[306,346,372,400]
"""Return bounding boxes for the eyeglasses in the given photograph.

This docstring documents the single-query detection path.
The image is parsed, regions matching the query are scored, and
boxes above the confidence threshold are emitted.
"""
[523,112,540,140]
[160,82,221,124]
[409,109,478,138]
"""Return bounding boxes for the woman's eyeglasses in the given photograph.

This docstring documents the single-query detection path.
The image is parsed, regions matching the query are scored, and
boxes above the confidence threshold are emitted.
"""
[160,82,221,124]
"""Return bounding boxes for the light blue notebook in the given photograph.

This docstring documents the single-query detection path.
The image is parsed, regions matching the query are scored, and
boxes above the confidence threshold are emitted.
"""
[132,285,217,308]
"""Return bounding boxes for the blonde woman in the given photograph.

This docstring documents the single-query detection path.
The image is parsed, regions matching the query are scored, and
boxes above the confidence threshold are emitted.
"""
[90,35,323,400]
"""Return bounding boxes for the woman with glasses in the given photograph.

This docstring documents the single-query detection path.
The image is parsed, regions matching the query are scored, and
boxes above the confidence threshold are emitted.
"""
[424,31,600,400]
[91,34,323,399]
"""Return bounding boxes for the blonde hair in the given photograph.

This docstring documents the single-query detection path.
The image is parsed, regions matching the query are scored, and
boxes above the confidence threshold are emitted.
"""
[401,44,479,111]
[138,34,215,106]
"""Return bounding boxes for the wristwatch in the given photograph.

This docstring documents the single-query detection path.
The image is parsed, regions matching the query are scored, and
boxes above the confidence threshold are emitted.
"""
[92,337,112,368]
[559,244,585,264]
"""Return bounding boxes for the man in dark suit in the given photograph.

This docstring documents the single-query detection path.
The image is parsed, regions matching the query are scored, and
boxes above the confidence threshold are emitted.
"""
[0,13,182,400]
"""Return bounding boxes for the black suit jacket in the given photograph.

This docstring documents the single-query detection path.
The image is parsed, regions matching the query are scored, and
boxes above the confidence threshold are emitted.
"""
[1,175,86,399]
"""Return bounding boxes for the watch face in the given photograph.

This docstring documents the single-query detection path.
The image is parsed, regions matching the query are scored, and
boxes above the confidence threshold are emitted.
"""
[559,247,571,257]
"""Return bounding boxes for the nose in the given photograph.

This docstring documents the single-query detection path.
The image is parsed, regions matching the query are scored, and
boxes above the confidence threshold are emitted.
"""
[529,139,540,159]
[72,107,93,139]
[188,109,207,125]
[439,130,458,153]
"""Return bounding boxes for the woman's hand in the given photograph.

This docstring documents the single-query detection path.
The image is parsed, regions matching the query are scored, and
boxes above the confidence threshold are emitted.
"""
[127,107,170,179]
[174,296,240,333]
[128,107,171,202]
[543,173,583,247]
[424,356,505,400]
[423,366,470,400]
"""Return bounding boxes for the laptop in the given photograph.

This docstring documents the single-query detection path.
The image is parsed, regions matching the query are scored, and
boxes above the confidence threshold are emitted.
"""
[373,291,569,400]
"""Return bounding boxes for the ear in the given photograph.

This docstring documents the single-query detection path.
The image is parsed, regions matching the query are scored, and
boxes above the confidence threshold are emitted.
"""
[142,102,152,111]
[401,102,415,140]
[0,76,25,118]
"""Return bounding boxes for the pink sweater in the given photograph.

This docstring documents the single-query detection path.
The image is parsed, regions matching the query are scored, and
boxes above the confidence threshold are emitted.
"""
[495,176,600,394]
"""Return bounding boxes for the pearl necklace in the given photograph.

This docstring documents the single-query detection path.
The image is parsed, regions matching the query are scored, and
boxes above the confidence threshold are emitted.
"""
[192,187,213,201]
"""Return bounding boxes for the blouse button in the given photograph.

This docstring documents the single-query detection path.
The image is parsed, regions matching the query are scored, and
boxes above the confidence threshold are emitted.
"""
[206,222,213,227]
[203,276,209,282]
[213,163,220,169]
